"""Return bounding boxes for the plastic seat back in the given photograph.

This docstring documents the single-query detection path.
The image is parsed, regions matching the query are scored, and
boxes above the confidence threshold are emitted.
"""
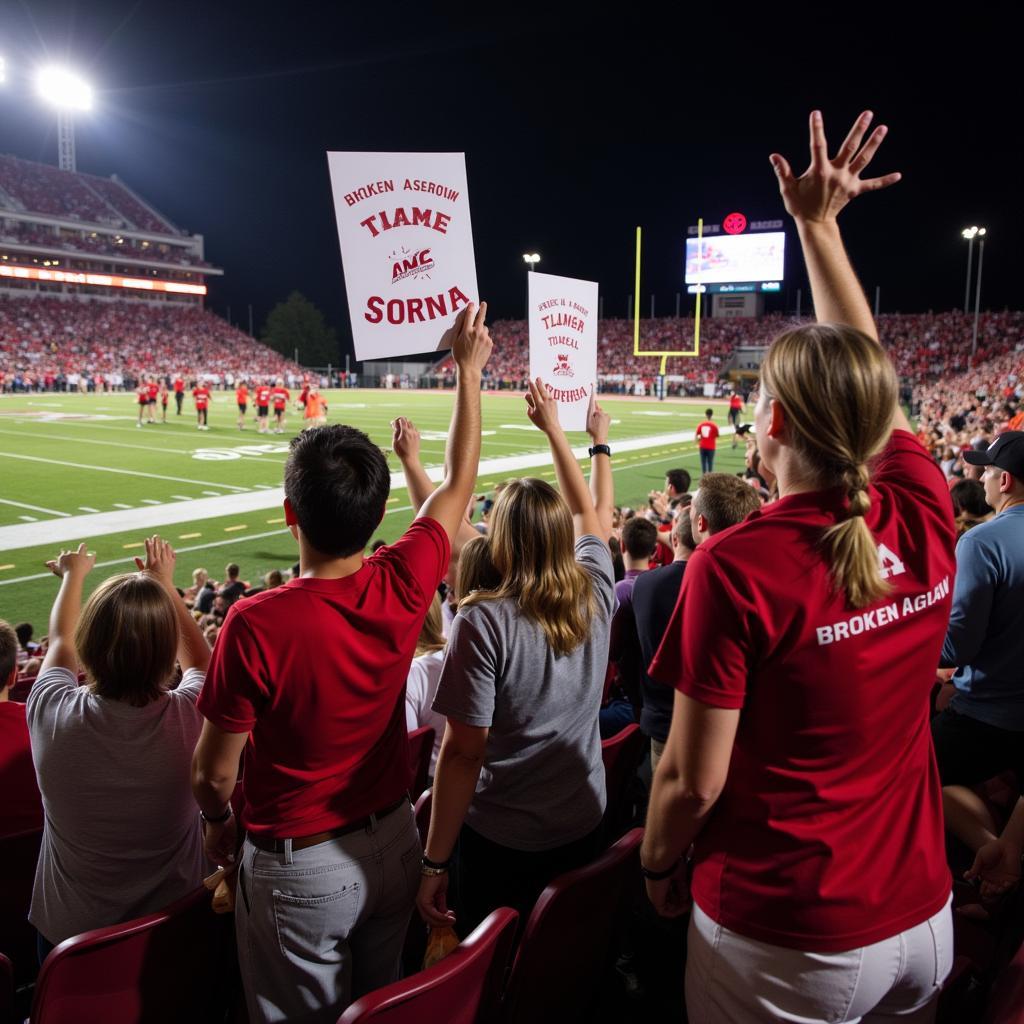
[31,885,233,1024]
[339,907,519,1024]
[502,828,643,1024]
[601,724,645,835]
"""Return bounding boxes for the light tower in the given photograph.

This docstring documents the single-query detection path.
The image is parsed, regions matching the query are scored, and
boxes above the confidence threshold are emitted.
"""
[35,66,93,172]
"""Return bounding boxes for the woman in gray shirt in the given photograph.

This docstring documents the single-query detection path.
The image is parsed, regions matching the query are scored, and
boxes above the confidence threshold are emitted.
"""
[416,383,616,935]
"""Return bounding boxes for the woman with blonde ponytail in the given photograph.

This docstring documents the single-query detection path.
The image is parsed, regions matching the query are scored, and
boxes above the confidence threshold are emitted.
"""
[415,389,617,937]
[643,111,958,1023]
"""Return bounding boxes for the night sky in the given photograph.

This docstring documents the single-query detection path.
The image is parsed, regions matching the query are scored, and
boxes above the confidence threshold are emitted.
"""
[1,4,1019,362]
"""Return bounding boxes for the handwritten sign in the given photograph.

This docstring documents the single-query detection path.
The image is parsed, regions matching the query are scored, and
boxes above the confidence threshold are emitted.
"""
[528,271,598,431]
[327,152,479,360]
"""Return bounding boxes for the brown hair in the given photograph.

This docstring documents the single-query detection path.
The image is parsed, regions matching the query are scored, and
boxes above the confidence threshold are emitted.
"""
[760,323,898,608]
[415,593,447,657]
[621,517,658,559]
[456,535,500,600]
[461,479,597,656]
[692,474,761,536]
[672,509,696,551]
[0,619,18,685]
[74,573,179,707]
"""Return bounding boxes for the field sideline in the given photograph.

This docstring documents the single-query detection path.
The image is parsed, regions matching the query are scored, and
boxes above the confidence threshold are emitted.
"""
[0,389,749,625]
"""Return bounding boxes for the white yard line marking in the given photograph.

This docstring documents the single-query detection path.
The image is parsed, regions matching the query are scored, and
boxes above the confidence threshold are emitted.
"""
[78,506,100,513]
[202,490,223,497]
[18,515,38,522]
[141,499,162,505]
[0,451,249,492]
[0,432,695,552]
[112,503,133,509]
[0,498,72,518]
[171,495,194,501]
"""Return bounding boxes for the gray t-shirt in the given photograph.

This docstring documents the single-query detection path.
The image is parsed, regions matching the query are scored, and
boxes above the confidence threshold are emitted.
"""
[433,535,615,851]
[27,666,209,944]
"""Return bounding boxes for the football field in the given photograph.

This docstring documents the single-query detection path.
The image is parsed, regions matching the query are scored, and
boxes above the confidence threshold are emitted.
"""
[0,389,747,625]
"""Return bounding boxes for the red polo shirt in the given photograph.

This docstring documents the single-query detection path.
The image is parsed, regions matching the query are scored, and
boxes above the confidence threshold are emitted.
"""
[0,701,43,838]
[651,430,955,951]
[198,517,450,837]
[695,420,719,450]
[192,386,210,409]
[271,386,290,410]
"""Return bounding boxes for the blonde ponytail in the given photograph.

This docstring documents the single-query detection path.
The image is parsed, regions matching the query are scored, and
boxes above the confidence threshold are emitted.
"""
[760,324,898,609]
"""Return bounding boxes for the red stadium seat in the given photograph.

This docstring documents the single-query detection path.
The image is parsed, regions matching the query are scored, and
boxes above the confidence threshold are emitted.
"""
[0,828,43,987]
[407,727,435,802]
[501,827,643,1024]
[601,724,645,836]
[338,907,518,1024]
[30,885,233,1024]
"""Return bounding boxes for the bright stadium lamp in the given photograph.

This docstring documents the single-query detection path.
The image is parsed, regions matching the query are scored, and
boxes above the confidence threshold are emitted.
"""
[0,56,7,85]
[961,226,979,315]
[522,253,541,269]
[35,65,92,173]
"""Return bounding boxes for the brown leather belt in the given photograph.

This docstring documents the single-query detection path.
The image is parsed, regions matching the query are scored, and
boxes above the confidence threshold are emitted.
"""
[248,796,409,854]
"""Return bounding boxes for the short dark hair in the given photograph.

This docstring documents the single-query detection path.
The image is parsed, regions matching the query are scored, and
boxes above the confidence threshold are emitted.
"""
[225,563,240,579]
[705,408,713,418]
[14,622,32,647]
[951,478,992,518]
[284,425,390,557]
[693,473,761,535]
[621,517,658,559]
[0,619,18,685]
[672,511,696,551]
[665,468,691,495]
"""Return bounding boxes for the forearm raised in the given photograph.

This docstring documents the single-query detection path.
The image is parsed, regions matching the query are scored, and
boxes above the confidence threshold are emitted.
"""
[797,220,877,339]
[443,366,483,497]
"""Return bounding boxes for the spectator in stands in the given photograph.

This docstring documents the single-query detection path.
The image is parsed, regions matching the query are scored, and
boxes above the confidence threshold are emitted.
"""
[416,385,614,937]
[632,512,696,774]
[933,432,1024,877]
[27,536,210,958]
[191,303,492,1024]
[218,564,247,605]
[14,622,39,666]
[194,580,216,615]
[965,796,1024,909]
[950,477,993,537]
[665,469,692,501]
[183,568,208,605]
[694,409,719,475]
[603,517,659,737]
[688,472,762,545]
[0,618,44,838]
[642,110,955,1021]
[404,594,448,779]
[263,569,284,590]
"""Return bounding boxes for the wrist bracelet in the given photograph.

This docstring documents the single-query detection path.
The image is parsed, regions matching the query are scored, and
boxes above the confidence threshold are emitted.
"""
[640,857,681,881]
[422,853,451,871]
[420,862,448,877]
[588,444,611,458]
[200,806,232,825]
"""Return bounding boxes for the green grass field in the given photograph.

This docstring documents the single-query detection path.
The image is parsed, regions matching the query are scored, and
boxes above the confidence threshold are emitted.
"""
[0,389,748,626]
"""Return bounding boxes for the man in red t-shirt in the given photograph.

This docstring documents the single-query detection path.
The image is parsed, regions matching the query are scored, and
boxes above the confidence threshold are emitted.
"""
[728,391,744,448]
[173,376,185,416]
[235,382,249,431]
[192,383,211,430]
[192,303,493,1023]
[254,382,272,434]
[0,620,43,839]
[270,378,290,434]
[695,409,719,475]
[135,381,149,427]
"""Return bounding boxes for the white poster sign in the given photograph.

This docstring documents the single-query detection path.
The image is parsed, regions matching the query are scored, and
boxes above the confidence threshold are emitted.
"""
[528,272,598,431]
[327,152,479,361]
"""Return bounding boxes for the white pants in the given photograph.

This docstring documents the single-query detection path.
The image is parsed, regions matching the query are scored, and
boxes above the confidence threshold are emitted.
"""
[686,896,953,1023]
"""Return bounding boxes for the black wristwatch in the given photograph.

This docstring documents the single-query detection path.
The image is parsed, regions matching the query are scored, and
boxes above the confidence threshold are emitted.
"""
[640,857,681,881]
[588,444,611,458]
[200,805,232,825]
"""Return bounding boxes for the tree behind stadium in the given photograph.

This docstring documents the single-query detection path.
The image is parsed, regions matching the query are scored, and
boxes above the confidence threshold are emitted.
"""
[261,292,340,368]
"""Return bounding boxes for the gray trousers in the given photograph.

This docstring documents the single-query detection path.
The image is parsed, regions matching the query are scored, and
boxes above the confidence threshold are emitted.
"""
[235,801,421,1024]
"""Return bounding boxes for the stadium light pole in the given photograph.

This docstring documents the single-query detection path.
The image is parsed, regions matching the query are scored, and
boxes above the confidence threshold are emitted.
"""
[962,226,979,315]
[35,65,93,172]
[522,253,540,318]
[971,228,987,358]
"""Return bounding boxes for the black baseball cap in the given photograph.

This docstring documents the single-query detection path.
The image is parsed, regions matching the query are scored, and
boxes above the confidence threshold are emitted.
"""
[963,430,1024,480]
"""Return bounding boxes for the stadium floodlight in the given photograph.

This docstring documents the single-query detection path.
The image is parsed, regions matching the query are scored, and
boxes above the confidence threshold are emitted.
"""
[0,56,6,85]
[35,65,93,110]
[522,253,541,269]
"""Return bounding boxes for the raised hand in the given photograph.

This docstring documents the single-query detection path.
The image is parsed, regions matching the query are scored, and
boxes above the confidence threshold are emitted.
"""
[391,416,422,462]
[770,110,901,224]
[45,542,96,579]
[133,534,177,588]
[586,392,611,445]
[525,377,562,436]
[441,303,493,373]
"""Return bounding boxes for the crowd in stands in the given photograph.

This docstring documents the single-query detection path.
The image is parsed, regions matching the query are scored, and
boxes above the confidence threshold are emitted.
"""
[1,219,209,266]
[0,154,177,234]
[0,295,302,386]
[3,112,1024,1024]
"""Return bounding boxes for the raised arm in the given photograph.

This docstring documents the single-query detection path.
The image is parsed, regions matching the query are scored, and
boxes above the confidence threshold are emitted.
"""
[526,378,605,542]
[771,110,911,434]
[134,535,211,674]
[587,395,614,540]
[40,543,96,675]
[417,304,493,544]
[392,416,480,554]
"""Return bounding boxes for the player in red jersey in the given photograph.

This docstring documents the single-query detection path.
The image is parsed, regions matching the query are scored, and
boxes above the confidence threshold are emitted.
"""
[193,382,211,431]
[254,381,272,434]
[159,381,170,423]
[694,410,719,475]
[173,375,186,416]
[136,380,149,427]
[728,391,744,447]
[271,378,291,434]
[236,382,249,431]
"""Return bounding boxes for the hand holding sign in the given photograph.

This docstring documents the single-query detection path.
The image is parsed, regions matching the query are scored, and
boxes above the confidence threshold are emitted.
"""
[448,302,492,374]
[525,377,562,436]
[391,416,421,461]
[586,394,611,445]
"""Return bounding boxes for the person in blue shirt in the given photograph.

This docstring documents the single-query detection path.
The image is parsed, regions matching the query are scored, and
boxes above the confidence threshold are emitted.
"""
[932,430,1024,876]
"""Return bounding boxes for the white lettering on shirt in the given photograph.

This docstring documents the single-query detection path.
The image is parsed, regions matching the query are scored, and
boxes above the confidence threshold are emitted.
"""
[878,543,906,580]
[814,576,949,646]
